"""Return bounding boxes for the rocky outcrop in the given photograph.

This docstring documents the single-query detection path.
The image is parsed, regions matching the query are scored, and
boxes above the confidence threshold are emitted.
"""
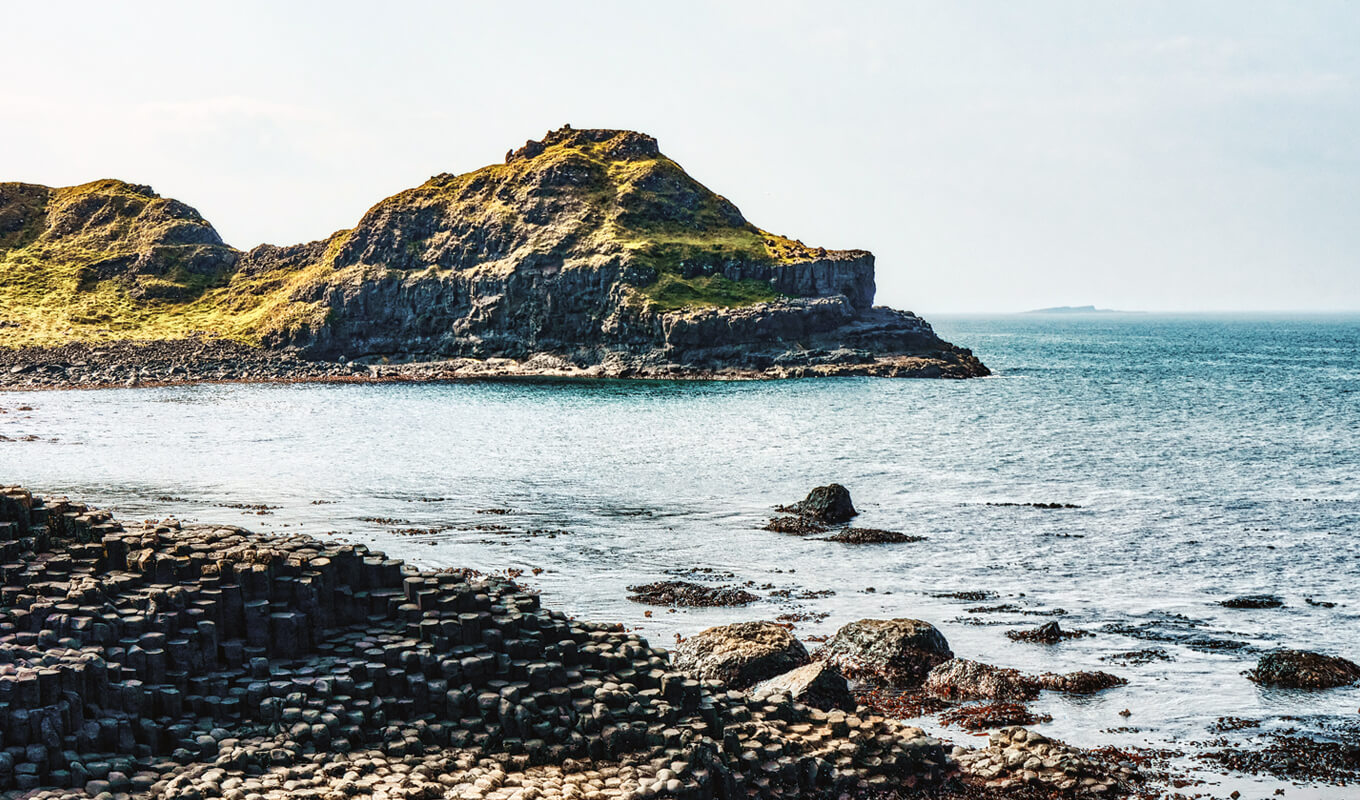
[1,127,989,381]
[672,621,810,689]
[1246,649,1360,688]
[780,484,857,524]
[818,619,953,687]
[0,485,957,799]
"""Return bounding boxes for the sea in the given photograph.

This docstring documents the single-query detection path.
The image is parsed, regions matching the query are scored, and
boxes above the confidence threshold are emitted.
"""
[3,313,1358,797]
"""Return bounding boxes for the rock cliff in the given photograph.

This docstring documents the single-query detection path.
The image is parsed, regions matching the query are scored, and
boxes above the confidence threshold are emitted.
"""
[0,126,987,379]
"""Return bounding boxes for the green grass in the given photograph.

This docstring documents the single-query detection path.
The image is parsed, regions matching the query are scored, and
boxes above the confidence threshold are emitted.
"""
[1,128,836,347]
[638,272,782,312]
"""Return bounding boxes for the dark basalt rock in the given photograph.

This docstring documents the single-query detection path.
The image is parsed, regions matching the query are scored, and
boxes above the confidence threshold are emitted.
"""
[0,484,954,799]
[672,621,810,689]
[939,702,1052,731]
[821,528,923,544]
[625,580,758,607]
[1219,594,1285,609]
[781,484,857,524]
[1005,621,1091,644]
[819,618,953,687]
[1246,649,1360,689]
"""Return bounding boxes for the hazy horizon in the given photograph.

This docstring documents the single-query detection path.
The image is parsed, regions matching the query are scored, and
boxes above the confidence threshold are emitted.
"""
[3,1,1357,313]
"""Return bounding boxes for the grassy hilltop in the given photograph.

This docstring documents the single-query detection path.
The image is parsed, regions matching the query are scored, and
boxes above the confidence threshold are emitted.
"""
[0,127,831,349]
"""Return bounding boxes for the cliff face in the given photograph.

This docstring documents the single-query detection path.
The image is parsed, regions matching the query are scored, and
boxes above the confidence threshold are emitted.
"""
[0,126,987,378]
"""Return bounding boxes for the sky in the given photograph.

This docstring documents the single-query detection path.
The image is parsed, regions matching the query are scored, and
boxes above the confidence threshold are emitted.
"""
[2,1,1357,312]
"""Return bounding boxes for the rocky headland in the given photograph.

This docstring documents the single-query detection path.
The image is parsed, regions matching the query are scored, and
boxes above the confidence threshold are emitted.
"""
[0,127,987,390]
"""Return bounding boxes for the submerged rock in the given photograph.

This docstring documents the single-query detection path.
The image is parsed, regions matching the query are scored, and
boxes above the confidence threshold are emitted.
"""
[1005,621,1091,643]
[671,621,809,689]
[822,527,924,544]
[625,580,758,607]
[819,618,953,687]
[1219,594,1285,609]
[1246,649,1360,688]
[750,661,856,711]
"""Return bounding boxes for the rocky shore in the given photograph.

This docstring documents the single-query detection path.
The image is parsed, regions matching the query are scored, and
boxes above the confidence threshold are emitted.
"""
[0,484,1052,800]
[0,339,985,392]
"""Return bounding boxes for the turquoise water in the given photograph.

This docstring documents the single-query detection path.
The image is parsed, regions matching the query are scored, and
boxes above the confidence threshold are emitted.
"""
[3,313,1358,794]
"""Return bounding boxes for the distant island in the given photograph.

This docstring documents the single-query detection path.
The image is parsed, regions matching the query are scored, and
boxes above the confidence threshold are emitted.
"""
[1023,305,1131,314]
[0,126,987,388]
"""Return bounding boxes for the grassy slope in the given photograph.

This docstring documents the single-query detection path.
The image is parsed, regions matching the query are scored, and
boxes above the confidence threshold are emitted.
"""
[0,132,832,349]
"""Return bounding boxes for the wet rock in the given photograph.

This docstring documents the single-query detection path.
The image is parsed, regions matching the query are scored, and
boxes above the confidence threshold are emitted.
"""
[1032,670,1127,694]
[821,528,924,544]
[939,702,1052,731]
[780,484,857,524]
[1005,621,1091,644]
[671,621,809,688]
[1246,649,1360,688]
[625,580,758,607]
[923,658,1039,702]
[761,516,828,535]
[924,659,1126,700]
[750,661,855,711]
[1219,594,1285,609]
[819,618,953,687]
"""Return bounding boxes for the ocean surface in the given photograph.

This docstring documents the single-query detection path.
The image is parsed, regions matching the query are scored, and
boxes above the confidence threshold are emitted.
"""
[3,313,1358,796]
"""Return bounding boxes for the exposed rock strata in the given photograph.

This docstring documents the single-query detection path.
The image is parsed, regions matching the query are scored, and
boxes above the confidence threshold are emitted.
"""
[0,485,955,799]
[1,127,988,383]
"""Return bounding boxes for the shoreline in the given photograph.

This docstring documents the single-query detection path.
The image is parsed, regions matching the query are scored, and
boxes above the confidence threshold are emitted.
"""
[0,485,1145,800]
[0,339,989,392]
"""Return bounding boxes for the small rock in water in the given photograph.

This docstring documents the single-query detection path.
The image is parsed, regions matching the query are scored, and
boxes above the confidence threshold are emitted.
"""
[1219,594,1285,609]
[779,483,857,523]
[625,579,758,607]
[1246,649,1360,688]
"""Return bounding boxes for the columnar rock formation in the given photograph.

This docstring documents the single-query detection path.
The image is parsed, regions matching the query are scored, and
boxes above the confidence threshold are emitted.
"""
[0,486,952,799]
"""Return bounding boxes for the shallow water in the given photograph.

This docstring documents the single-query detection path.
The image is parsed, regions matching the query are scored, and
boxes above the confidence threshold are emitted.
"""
[3,313,1358,796]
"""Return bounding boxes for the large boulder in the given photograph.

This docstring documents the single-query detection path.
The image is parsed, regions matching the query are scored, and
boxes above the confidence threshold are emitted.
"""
[1246,649,1360,689]
[672,621,810,689]
[750,661,856,711]
[820,618,952,687]
[787,484,857,523]
[923,658,1038,701]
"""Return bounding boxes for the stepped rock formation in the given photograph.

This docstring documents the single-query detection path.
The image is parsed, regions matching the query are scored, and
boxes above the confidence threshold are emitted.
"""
[0,127,988,381]
[0,485,953,799]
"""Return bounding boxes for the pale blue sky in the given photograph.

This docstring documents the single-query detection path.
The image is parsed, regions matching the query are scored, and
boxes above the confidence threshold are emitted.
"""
[3,1,1356,311]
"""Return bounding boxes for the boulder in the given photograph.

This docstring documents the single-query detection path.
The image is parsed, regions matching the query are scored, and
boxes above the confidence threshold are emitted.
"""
[671,621,810,689]
[787,484,857,523]
[1246,649,1360,689]
[923,658,1037,701]
[820,618,952,687]
[750,661,856,711]
[923,659,1126,700]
